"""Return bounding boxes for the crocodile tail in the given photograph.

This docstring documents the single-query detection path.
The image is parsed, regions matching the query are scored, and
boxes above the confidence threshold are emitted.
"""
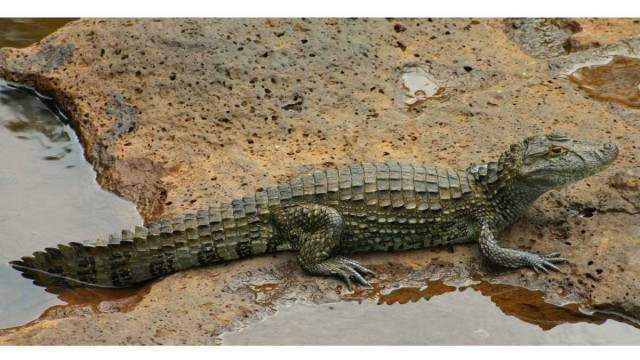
[10,198,276,288]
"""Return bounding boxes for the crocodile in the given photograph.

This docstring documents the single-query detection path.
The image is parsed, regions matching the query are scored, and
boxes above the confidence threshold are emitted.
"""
[10,131,618,290]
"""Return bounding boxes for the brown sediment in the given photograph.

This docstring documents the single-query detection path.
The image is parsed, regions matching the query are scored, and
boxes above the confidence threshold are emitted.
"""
[248,283,280,305]
[405,88,448,111]
[347,278,639,331]
[344,278,457,305]
[343,256,640,331]
[0,283,151,337]
[378,281,458,305]
[47,283,152,313]
[470,282,623,331]
[567,55,640,108]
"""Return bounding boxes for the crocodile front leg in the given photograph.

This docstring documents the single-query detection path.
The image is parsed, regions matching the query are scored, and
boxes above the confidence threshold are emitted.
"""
[273,204,373,290]
[478,222,565,273]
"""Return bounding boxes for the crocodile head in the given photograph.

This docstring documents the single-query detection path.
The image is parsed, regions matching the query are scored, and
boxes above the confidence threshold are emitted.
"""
[513,131,618,191]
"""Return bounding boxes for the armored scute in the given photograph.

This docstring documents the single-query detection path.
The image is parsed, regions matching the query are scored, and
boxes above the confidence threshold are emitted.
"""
[11,132,619,290]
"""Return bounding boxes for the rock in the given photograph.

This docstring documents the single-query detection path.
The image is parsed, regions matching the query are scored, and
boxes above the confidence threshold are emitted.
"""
[506,18,640,59]
[506,18,583,59]
[0,18,638,344]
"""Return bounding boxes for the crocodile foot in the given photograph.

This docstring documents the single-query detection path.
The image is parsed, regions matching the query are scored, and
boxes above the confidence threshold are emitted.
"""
[523,252,565,273]
[304,256,375,291]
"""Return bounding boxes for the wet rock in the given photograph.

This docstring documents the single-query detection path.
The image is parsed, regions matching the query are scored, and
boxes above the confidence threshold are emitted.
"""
[565,18,640,53]
[398,61,504,109]
[0,18,638,344]
[548,37,640,127]
[506,18,582,59]
[567,55,640,108]
[548,37,640,75]
[506,18,640,59]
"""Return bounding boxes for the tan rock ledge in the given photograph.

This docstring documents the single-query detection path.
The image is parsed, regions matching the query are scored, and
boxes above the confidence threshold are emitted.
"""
[0,18,638,344]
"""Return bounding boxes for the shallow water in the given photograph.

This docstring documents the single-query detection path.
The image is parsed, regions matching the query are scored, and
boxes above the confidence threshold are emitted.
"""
[401,71,443,106]
[0,18,76,49]
[567,55,640,108]
[222,282,640,345]
[0,81,142,328]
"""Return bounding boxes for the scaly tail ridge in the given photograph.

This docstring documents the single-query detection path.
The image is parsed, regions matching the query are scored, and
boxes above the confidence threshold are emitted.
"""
[10,201,273,288]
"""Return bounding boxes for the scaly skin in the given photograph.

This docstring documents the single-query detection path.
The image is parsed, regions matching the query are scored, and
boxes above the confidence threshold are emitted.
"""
[10,131,618,290]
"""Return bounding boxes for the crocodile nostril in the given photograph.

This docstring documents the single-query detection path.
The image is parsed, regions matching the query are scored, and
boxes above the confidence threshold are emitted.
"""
[603,143,613,150]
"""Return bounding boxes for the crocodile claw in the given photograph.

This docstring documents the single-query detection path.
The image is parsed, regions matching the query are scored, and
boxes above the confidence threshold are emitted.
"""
[338,257,376,277]
[527,252,565,274]
[305,256,374,291]
[332,257,373,291]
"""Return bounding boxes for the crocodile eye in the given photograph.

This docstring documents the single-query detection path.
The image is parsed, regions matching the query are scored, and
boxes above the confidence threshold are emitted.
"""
[548,145,567,156]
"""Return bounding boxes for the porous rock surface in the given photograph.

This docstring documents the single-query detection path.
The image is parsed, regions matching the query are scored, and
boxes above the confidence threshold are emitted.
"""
[0,18,638,344]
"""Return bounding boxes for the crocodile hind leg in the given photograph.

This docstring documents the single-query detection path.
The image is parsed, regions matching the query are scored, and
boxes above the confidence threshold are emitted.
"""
[273,204,374,290]
[478,222,565,273]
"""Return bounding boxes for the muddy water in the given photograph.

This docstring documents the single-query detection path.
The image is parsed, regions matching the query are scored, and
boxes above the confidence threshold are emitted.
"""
[0,81,142,328]
[567,55,640,108]
[222,281,640,345]
[0,18,76,49]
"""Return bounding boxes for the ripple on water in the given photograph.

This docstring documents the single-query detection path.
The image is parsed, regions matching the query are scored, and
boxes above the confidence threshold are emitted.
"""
[0,81,142,329]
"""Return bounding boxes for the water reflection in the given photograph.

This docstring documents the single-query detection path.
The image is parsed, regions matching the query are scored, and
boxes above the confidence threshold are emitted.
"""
[567,55,640,108]
[222,279,640,345]
[0,81,142,329]
[1,84,73,161]
[0,18,77,49]
[343,278,637,331]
